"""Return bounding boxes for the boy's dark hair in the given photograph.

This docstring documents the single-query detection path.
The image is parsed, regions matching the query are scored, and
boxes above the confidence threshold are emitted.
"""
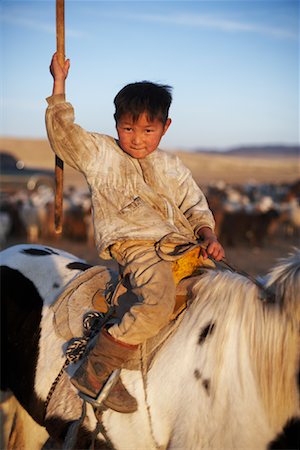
[114,81,172,124]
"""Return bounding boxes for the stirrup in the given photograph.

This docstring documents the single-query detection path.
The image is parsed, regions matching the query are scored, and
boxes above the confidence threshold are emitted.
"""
[78,368,121,408]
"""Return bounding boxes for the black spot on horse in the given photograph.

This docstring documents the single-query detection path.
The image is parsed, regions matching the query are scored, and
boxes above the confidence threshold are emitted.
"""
[53,282,60,289]
[194,370,211,396]
[202,379,211,395]
[1,265,45,425]
[66,262,93,271]
[44,247,60,255]
[198,322,215,344]
[194,369,201,380]
[21,248,54,256]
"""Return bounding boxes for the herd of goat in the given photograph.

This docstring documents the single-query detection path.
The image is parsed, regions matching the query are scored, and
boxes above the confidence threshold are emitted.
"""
[0,179,299,248]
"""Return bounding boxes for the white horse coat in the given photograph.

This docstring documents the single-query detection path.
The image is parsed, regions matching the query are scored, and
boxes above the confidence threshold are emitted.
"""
[1,244,299,449]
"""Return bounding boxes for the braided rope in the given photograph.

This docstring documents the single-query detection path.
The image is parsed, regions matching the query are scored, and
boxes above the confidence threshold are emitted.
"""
[44,311,105,414]
[44,361,70,412]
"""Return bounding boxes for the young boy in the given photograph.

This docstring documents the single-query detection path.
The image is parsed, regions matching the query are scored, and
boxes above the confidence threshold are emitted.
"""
[46,53,225,414]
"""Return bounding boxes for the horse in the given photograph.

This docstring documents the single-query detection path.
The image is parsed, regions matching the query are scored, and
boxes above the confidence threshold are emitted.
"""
[1,243,299,450]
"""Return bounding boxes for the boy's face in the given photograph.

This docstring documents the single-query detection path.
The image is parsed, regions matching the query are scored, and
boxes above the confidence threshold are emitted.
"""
[116,112,171,159]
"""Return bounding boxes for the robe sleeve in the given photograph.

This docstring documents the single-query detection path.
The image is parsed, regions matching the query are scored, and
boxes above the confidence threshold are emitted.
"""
[45,94,101,175]
[174,156,215,234]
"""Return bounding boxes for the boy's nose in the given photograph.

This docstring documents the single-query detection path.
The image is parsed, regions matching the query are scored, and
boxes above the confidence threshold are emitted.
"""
[132,133,142,145]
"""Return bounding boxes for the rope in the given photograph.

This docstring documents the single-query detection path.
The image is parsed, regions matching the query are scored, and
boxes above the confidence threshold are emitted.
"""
[88,421,102,450]
[140,343,162,450]
[155,234,275,303]
[44,311,104,414]
[93,408,117,450]
[44,339,88,413]
[45,309,124,447]
[155,234,202,261]
[44,360,69,413]
[216,257,275,303]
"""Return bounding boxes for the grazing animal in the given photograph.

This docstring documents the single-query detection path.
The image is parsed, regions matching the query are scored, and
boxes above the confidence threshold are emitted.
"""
[219,209,280,247]
[285,198,300,237]
[0,211,11,244]
[1,244,299,450]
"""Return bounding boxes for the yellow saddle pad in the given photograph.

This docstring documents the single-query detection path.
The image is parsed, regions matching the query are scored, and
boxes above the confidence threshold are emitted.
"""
[171,247,215,318]
[172,246,215,285]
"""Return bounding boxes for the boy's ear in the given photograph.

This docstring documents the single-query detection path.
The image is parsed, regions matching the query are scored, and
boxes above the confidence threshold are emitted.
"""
[163,118,172,135]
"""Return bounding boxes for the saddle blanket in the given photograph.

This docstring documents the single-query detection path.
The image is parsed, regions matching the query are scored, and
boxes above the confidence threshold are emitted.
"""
[51,265,119,341]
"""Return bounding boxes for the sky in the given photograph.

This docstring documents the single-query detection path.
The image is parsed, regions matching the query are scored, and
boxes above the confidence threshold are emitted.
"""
[1,0,299,151]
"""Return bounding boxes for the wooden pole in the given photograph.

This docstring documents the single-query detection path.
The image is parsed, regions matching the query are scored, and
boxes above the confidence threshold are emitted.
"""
[54,0,65,234]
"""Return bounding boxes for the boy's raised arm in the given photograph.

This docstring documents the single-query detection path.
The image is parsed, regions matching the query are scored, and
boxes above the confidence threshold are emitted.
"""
[46,53,101,175]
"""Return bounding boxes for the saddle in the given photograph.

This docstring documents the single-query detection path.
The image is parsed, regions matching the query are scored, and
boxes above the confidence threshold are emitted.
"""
[51,246,215,342]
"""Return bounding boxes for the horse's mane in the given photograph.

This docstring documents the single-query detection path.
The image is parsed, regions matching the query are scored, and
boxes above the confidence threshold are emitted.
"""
[265,248,300,320]
[184,253,300,431]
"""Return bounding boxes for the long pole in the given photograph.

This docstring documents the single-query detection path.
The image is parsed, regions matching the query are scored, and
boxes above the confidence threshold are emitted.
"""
[54,0,65,234]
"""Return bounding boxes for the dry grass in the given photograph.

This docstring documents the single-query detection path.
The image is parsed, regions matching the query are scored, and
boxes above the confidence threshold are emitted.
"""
[176,151,299,186]
[0,137,85,189]
[1,137,299,189]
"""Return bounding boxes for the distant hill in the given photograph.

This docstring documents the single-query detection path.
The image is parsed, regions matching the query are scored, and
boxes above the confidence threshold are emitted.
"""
[196,145,300,158]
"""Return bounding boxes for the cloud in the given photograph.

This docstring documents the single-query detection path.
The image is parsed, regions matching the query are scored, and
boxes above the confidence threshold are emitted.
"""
[106,11,298,40]
[0,12,85,38]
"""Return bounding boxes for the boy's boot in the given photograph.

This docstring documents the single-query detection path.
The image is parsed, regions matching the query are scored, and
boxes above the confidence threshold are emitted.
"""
[71,328,139,414]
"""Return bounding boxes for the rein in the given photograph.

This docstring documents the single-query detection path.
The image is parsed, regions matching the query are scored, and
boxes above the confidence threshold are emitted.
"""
[216,258,275,303]
[140,342,162,450]
[155,235,275,303]
[139,306,188,450]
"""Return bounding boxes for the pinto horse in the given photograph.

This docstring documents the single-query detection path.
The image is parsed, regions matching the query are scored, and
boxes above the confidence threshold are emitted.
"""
[1,244,299,450]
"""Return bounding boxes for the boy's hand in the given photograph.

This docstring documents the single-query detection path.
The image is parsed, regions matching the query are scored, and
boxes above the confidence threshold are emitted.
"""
[50,52,70,80]
[50,52,70,95]
[197,227,225,261]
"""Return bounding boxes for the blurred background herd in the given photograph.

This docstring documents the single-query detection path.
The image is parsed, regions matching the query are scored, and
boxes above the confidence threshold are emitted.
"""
[0,173,299,253]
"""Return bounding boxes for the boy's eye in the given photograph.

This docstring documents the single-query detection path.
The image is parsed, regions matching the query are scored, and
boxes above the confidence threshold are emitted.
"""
[146,129,154,133]
[124,127,132,132]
